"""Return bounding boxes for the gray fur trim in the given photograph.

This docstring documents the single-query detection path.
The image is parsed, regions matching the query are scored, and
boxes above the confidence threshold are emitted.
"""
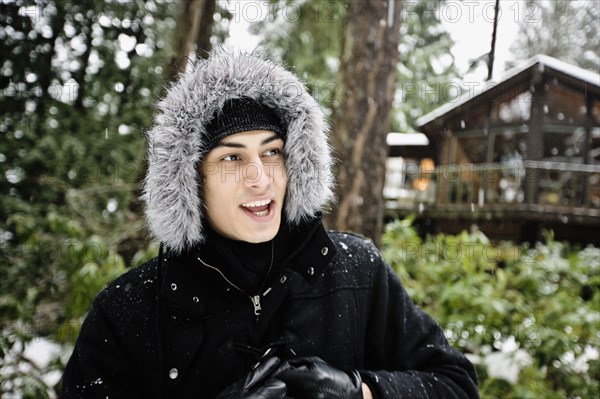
[142,51,334,252]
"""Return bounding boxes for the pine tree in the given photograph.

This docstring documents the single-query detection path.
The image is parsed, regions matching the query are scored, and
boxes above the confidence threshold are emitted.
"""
[250,0,345,112]
[0,0,177,395]
[508,0,599,70]
[395,0,459,132]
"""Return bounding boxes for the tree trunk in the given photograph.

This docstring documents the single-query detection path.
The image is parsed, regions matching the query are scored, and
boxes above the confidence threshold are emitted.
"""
[325,0,402,247]
[487,0,500,81]
[163,0,216,83]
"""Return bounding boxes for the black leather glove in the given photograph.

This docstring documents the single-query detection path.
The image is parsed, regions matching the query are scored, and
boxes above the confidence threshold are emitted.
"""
[276,356,363,399]
[215,355,288,399]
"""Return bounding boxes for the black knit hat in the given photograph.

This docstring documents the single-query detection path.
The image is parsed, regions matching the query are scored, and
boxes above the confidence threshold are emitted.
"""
[205,97,286,150]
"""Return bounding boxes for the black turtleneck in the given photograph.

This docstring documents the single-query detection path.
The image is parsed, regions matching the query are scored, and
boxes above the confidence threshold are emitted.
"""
[198,216,320,295]
[201,225,272,294]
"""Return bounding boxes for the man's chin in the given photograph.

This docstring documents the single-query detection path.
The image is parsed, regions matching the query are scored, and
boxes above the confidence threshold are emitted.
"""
[242,231,278,244]
[238,223,280,243]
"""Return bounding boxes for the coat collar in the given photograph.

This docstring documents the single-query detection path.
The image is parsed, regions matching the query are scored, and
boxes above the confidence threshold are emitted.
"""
[282,220,336,284]
[160,219,337,310]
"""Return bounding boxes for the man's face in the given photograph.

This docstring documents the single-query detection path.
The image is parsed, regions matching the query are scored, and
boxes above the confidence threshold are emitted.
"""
[202,130,287,243]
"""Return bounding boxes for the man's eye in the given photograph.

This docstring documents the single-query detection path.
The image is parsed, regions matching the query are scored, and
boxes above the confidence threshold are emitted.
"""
[264,148,282,157]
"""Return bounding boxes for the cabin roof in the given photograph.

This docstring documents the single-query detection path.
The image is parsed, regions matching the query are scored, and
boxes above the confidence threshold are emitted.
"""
[416,55,600,131]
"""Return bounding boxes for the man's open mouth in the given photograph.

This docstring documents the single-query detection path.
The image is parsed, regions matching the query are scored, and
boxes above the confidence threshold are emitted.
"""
[240,199,273,217]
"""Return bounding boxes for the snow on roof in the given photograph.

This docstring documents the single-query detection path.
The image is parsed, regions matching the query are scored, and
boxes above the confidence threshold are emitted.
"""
[415,55,600,128]
[387,132,430,146]
[528,54,600,86]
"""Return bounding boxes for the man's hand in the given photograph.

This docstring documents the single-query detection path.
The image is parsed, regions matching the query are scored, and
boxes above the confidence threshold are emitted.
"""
[275,356,363,399]
[215,355,288,399]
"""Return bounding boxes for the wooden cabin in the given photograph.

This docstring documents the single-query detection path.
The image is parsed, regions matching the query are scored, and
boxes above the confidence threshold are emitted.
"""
[385,55,600,244]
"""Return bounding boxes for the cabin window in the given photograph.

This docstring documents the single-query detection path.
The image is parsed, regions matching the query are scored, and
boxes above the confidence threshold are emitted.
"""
[491,130,528,164]
[542,128,586,163]
[590,100,600,165]
[492,90,532,124]
[455,134,487,164]
[590,127,600,165]
[544,81,587,125]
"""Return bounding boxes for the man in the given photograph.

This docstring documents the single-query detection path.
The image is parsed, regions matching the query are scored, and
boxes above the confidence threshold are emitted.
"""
[62,51,478,398]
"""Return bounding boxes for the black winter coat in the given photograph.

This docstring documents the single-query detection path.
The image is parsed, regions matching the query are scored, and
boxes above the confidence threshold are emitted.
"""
[62,226,478,398]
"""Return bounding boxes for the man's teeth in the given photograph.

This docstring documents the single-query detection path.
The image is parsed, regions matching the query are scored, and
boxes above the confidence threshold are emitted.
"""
[241,199,272,208]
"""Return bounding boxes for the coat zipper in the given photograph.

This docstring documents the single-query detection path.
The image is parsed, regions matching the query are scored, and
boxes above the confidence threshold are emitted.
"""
[197,260,263,316]
[197,242,274,319]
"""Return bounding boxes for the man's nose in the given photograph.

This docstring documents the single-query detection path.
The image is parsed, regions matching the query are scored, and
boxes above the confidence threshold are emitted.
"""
[243,160,270,189]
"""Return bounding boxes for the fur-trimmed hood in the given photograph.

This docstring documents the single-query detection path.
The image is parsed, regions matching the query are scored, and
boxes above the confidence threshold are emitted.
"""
[142,51,334,253]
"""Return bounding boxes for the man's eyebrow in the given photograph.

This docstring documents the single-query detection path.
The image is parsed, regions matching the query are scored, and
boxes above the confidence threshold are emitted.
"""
[217,133,281,148]
[261,133,281,145]
[216,141,245,149]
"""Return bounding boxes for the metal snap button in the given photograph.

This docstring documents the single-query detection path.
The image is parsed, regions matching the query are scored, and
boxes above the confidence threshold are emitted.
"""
[170,283,177,291]
[169,368,178,379]
[192,296,199,303]
[307,267,315,276]
[321,246,329,256]
[280,275,287,284]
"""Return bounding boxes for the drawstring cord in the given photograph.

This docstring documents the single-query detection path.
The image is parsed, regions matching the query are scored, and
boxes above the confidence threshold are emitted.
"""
[156,242,166,399]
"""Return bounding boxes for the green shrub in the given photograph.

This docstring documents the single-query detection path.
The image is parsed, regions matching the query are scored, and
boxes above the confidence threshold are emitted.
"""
[382,218,599,398]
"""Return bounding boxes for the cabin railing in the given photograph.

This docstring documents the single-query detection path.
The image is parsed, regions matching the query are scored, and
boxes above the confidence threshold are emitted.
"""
[384,161,600,221]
